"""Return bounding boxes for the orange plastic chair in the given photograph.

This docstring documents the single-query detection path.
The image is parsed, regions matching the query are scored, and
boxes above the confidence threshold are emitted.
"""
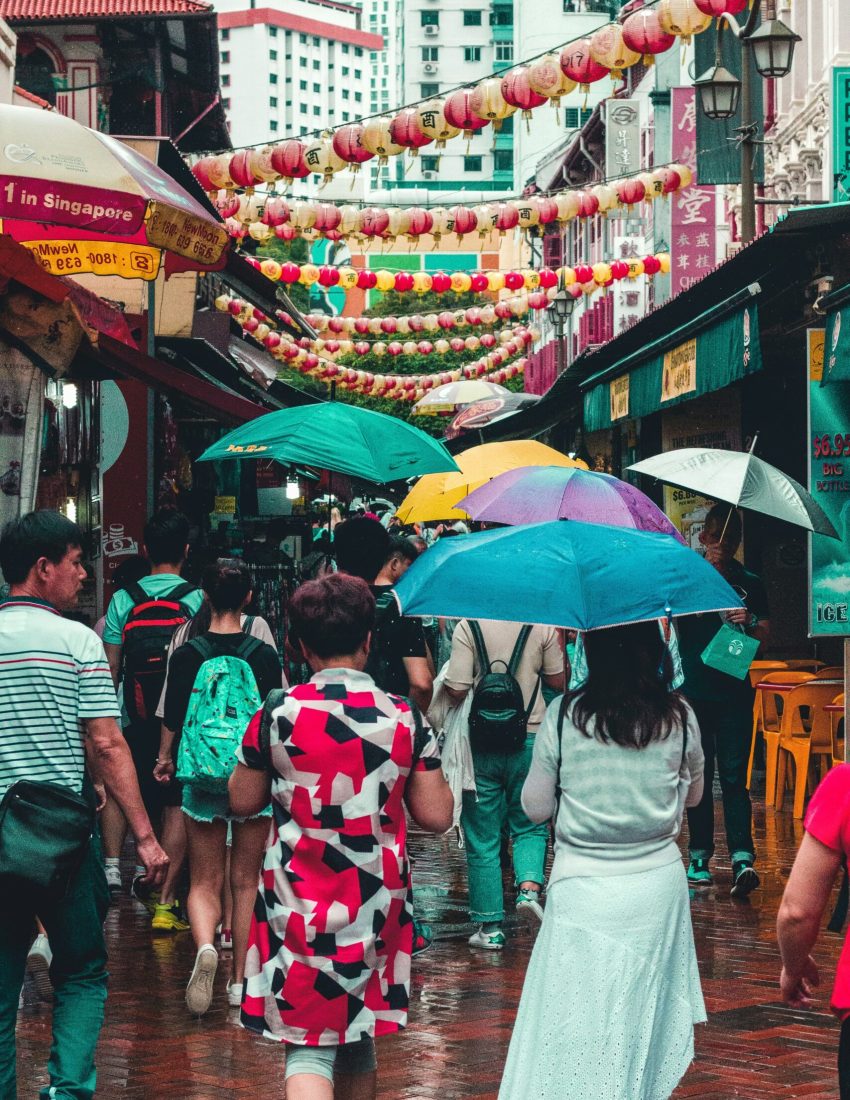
[748,660,789,688]
[813,666,844,680]
[775,681,840,818]
[752,671,816,803]
[785,659,826,672]
[830,693,845,769]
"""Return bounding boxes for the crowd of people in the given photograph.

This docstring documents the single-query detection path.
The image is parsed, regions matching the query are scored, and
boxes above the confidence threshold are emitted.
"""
[2,501,850,1100]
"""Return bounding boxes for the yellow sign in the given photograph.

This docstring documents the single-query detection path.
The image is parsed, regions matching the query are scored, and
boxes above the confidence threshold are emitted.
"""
[19,238,161,281]
[661,338,697,402]
[609,375,630,421]
[226,443,268,454]
[809,327,825,382]
[214,496,237,514]
[146,203,229,266]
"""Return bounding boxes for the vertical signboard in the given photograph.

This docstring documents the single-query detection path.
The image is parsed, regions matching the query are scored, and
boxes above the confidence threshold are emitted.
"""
[671,88,717,295]
[101,379,149,611]
[612,236,646,335]
[807,328,850,634]
[833,67,850,202]
[605,98,641,178]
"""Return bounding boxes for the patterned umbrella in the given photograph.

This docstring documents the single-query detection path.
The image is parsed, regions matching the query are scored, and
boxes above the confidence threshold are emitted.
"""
[411,380,510,416]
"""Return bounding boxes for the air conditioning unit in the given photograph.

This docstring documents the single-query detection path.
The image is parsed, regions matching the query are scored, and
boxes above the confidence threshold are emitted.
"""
[423,62,438,73]
[424,24,439,36]
[422,170,437,180]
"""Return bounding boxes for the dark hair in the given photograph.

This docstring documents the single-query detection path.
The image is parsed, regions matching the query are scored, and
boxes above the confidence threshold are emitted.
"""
[407,535,428,556]
[385,535,418,568]
[703,504,742,552]
[201,557,253,612]
[568,621,688,749]
[289,573,375,658]
[143,508,190,565]
[0,511,83,584]
[113,554,150,590]
[333,517,390,582]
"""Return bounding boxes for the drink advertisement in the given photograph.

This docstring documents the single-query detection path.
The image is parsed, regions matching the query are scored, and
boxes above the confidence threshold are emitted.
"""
[807,327,850,635]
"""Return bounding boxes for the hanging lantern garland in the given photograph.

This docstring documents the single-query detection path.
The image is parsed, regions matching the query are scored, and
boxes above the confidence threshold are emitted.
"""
[297,294,542,336]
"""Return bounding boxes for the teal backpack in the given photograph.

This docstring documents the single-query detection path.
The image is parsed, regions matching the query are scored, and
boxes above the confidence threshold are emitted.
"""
[176,635,264,792]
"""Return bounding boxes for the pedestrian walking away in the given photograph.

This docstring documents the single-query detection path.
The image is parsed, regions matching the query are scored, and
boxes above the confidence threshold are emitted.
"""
[229,573,453,1100]
[0,511,167,1100]
[500,621,705,1100]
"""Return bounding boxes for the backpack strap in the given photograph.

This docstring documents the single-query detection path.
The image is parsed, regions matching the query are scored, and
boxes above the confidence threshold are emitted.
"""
[396,695,428,769]
[467,620,491,675]
[187,636,215,663]
[242,614,255,634]
[124,580,149,608]
[235,635,263,662]
[259,688,288,762]
[167,581,197,609]
[508,624,540,724]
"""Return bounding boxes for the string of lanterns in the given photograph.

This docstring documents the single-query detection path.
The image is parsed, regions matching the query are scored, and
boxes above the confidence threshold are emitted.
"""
[302,299,534,334]
[303,325,536,360]
[190,0,727,183]
[218,164,693,246]
[244,255,672,294]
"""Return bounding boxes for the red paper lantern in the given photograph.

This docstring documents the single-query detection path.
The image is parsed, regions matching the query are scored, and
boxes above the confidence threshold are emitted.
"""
[437,311,456,330]
[360,207,390,237]
[387,342,403,357]
[380,318,398,335]
[354,318,370,335]
[431,272,451,293]
[538,268,558,289]
[694,0,747,14]
[263,332,281,350]
[616,177,647,206]
[274,224,299,241]
[318,266,340,287]
[327,318,345,336]
[324,339,340,354]
[610,260,630,280]
[280,262,300,284]
[332,124,374,166]
[574,264,594,284]
[357,270,378,290]
[621,9,676,63]
[228,150,258,189]
[535,197,559,225]
[450,337,465,353]
[270,140,309,181]
[389,108,433,155]
[418,341,434,355]
[313,203,342,233]
[409,314,425,332]
[642,254,662,275]
[501,67,547,119]
[215,192,240,219]
[470,273,489,292]
[191,157,219,192]
[494,203,520,235]
[261,197,290,227]
[528,292,549,310]
[480,332,496,349]
[495,301,513,319]
[465,307,483,324]
[577,191,600,218]
[354,341,370,355]
[450,206,478,239]
[504,271,525,291]
[443,89,489,138]
[406,207,434,239]
[560,39,610,91]
[656,166,682,194]
[394,272,415,292]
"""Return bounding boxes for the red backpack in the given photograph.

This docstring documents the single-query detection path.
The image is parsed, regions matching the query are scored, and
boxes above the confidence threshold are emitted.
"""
[121,580,197,723]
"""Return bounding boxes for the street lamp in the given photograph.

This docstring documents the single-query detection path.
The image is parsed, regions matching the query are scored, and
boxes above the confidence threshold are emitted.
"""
[693,0,800,245]
[547,275,576,377]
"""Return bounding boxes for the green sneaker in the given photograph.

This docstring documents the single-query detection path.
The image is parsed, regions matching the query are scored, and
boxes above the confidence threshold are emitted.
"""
[468,925,505,951]
[730,860,760,899]
[687,857,712,886]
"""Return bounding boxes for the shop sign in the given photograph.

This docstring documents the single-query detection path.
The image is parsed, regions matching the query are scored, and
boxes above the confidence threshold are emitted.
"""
[146,203,229,266]
[18,237,161,281]
[612,236,646,335]
[661,338,697,403]
[609,375,630,421]
[671,88,717,294]
[214,495,237,514]
[605,98,640,177]
[807,328,850,635]
[832,67,850,203]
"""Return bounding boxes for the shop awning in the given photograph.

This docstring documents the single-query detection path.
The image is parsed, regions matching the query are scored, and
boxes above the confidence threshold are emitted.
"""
[582,285,763,432]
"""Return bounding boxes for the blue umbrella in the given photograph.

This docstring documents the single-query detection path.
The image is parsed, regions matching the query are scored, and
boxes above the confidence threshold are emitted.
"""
[393,520,742,631]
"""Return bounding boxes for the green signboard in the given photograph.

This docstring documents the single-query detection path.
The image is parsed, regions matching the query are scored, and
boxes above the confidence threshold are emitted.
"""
[833,67,850,203]
[807,328,850,635]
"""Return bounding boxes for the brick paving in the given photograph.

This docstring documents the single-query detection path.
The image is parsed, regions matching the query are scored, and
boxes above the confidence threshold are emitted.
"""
[15,794,846,1098]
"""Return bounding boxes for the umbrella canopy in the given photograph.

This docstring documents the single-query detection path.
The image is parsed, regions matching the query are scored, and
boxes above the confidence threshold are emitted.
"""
[396,440,586,524]
[445,392,539,439]
[196,402,460,484]
[412,380,510,416]
[0,105,228,276]
[628,448,839,539]
[393,520,742,631]
[458,466,685,542]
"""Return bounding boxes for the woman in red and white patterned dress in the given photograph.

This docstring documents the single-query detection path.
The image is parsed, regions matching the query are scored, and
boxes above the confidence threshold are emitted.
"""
[229,573,453,1100]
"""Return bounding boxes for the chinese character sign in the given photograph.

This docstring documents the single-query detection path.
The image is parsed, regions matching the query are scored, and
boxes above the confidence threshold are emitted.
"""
[605,99,640,178]
[671,87,716,295]
[612,236,646,335]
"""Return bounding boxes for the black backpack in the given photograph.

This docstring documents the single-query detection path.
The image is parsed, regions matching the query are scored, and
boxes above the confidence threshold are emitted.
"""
[467,622,539,754]
[365,588,409,696]
[121,580,197,724]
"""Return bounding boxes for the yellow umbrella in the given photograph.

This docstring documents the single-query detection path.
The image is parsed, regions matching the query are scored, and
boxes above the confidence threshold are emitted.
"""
[396,441,588,523]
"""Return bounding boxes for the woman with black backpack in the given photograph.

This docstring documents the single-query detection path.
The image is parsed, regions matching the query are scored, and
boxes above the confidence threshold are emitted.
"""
[154,559,282,1017]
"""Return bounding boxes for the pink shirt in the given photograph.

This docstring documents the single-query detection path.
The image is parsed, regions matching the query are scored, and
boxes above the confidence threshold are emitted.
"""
[804,763,850,1016]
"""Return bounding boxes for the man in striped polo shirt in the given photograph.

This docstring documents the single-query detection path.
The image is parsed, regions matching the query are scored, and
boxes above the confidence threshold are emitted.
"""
[0,511,168,1100]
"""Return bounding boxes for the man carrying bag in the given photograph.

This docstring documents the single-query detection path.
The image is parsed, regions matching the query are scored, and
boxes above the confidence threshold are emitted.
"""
[0,512,167,1100]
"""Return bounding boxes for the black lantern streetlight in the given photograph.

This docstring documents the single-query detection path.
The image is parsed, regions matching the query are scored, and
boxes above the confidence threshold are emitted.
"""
[547,274,575,377]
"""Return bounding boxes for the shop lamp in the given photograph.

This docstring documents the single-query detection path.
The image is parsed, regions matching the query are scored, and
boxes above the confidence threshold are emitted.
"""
[748,18,801,80]
[286,476,300,501]
[547,285,575,328]
[694,63,741,121]
[64,498,77,523]
[61,383,78,410]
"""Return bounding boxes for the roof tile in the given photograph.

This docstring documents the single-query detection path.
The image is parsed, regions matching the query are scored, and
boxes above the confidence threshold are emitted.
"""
[1,0,210,19]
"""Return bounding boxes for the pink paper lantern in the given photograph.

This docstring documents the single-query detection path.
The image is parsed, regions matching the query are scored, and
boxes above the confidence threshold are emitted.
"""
[560,38,610,91]
[501,67,547,120]
[332,124,375,166]
[313,203,342,233]
[360,208,390,237]
[621,9,676,63]
[443,89,489,138]
[389,108,433,155]
[270,140,309,182]
[470,272,489,293]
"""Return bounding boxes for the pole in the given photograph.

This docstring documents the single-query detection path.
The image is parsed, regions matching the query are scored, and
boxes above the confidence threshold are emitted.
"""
[739,34,756,244]
[557,323,565,377]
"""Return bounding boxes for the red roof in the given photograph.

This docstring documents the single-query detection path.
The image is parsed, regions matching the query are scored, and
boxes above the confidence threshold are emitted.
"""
[1,0,210,19]
[217,7,383,50]
[12,84,52,107]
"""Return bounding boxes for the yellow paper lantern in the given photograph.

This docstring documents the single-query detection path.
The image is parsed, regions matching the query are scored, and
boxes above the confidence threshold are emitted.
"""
[303,136,346,181]
[435,339,450,354]
[254,323,271,342]
[555,192,581,222]
[523,270,541,290]
[260,258,282,281]
[560,266,576,286]
[626,259,645,278]
[527,52,577,105]
[214,294,231,312]
[397,318,411,335]
[429,207,455,239]
[289,201,317,230]
[423,313,439,331]
[368,317,384,335]
[360,117,404,163]
[372,341,387,357]
[470,78,516,128]
[475,203,498,236]
[402,341,417,355]
[385,208,411,238]
[487,271,506,292]
[669,163,693,189]
[480,305,496,325]
[588,24,641,79]
[591,184,619,214]
[638,171,661,201]
[299,263,319,285]
[248,221,271,242]
[338,267,358,290]
[237,194,263,224]
[465,335,481,352]
[658,0,712,43]
[337,206,361,235]
[247,148,278,183]
[453,310,467,327]
[582,281,597,296]
[515,201,540,229]
[412,271,433,294]
[206,154,234,189]
[592,262,612,285]
[657,252,671,274]
[451,271,472,293]
[416,99,461,148]
[375,269,395,292]
[339,340,354,356]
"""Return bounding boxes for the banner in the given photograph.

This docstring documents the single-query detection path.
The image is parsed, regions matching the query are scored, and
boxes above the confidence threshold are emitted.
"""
[671,88,717,294]
[807,328,850,635]
[661,338,697,402]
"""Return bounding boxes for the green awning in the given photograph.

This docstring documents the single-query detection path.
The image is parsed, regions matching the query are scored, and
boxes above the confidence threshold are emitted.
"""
[583,301,763,432]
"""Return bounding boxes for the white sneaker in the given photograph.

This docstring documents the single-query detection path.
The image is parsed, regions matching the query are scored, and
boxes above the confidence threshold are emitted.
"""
[468,926,506,951]
[226,981,243,1007]
[185,945,218,1016]
[104,865,122,895]
[26,934,53,1000]
[516,888,545,923]
[220,929,233,950]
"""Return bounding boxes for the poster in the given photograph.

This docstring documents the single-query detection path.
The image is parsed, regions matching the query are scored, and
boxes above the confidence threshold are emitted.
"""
[661,339,697,403]
[610,375,630,422]
[807,328,850,635]
[661,389,742,552]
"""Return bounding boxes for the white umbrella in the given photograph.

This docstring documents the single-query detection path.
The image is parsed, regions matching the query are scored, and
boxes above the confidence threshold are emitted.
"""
[411,380,510,416]
[629,444,839,539]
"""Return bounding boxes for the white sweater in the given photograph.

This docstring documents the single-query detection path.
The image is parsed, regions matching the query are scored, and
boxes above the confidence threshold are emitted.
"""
[522,696,705,882]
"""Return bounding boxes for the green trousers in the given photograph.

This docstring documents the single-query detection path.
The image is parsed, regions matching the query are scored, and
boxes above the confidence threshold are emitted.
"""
[0,838,109,1100]
[461,735,548,924]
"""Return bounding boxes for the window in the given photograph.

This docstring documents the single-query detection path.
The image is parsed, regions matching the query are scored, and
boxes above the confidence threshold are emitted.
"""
[299,79,307,90]
[300,57,307,67]
[342,65,350,75]
[420,155,439,173]
[222,97,230,109]
[494,43,513,62]
[220,50,229,64]
[355,47,363,56]
[269,26,277,37]
[354,91,362,102]
[313,106,321,116]
[313,59,320,70]
[270,49,277,60]
[420,9,438,25]
[220,28,229,40]
[490,6,513,24]
[270,73,278,84]
[269,96,278,107]
[463,10,482,24]
[221,73,230,87]
[342,43,349,53]
[300,103,307,113]
[270,120,278,132]
[421,81,439,97]
[464,46,481,62]
[421,46,438,61]
[564,106,593,129]
[313,36,320,46]
[342,88,350,99]
[354,69,361,78]
[299,33,307,43]
[313,82,321,92]
[493,149,512,172]
[342,112,350,121]
[464,155,482,172]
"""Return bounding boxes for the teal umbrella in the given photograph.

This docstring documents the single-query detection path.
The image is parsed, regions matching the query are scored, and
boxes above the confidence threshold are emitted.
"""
[197,403,459,483]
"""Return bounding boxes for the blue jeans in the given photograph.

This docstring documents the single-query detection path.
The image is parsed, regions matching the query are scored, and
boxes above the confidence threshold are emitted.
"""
[461,736,548,923]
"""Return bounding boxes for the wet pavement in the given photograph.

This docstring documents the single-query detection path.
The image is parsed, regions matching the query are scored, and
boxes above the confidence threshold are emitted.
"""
[15,793,845,1098]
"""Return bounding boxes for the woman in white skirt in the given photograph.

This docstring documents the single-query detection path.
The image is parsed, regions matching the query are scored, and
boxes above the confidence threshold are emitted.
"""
[500,620,706,1100]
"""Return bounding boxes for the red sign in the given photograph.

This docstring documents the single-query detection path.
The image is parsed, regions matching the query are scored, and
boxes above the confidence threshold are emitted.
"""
[671,88,717,294]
